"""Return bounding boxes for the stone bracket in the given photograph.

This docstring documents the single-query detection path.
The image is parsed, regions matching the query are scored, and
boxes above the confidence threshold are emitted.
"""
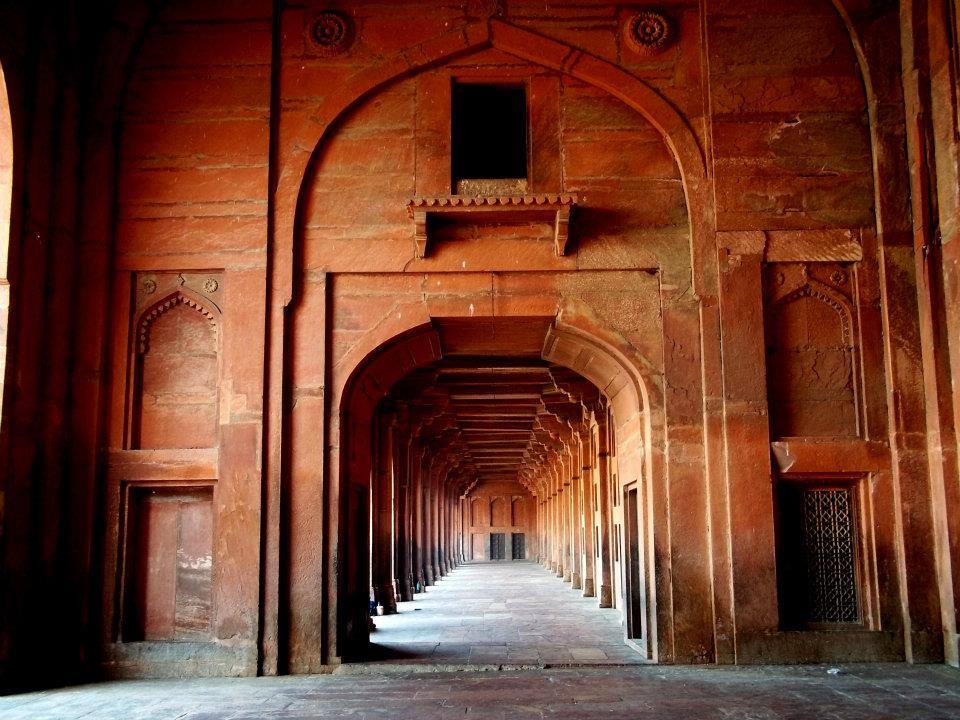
[408,194,578,258]
[770,439,889,475]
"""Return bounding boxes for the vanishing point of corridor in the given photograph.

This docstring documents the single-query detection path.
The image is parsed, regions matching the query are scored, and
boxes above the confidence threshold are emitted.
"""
[366,562,643,666]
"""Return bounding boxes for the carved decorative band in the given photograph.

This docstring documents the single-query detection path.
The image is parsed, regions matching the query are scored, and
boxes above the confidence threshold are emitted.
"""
[137,292,218,354]
[409,194,577,209]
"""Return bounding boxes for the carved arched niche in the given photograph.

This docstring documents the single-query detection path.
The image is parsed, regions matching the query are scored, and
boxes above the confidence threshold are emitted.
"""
[763,263,860,439]
[470,496,488,527]
[491,496,511,527]
[511,496,525,526]
[130,287,221,449]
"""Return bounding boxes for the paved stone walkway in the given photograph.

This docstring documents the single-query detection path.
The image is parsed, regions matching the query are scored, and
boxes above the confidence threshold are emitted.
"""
[365,561,642,665]
[4,563,959,718]
[2,664,960,719]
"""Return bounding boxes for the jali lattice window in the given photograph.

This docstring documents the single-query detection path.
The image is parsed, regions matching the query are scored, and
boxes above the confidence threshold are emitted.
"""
[777,483,860,627]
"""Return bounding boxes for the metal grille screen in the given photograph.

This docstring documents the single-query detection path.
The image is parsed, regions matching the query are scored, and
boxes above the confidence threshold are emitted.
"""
[800,488,858,623]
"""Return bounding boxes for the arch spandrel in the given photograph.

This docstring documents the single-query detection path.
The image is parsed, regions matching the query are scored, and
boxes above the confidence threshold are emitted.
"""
[281,18,710,304]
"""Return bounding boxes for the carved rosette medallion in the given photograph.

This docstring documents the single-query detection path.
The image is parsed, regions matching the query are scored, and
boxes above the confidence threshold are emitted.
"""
[623,10,674,56]
[308,10,354,56]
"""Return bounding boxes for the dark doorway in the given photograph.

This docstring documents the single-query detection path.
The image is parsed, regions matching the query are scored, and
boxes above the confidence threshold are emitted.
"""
[624,487,645,641]
[511,533,526,560]
[490,532,506,560]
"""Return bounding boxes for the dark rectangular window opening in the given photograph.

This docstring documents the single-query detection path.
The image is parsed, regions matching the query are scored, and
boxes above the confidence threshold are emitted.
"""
[452,82,527,186]
[776,482,861,629]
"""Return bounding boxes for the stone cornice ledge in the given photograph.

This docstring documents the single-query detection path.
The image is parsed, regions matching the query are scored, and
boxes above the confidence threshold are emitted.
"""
[408,194,578,258]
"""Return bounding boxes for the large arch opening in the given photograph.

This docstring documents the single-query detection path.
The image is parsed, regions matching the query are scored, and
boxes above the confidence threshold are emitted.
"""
[0,62,12,414]
[336,316,656,665]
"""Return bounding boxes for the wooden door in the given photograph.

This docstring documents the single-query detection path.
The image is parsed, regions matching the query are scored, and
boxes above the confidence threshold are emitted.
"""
[511,532,525,560]
[472,532,485,560]
[489,532,505,560]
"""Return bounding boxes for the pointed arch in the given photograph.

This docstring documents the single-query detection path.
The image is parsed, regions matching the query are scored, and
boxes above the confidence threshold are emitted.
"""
[765,277,859,439]
[136,288,220,354]
[130,288,222,450]
[275,18,711,306]
[0,61,12,419]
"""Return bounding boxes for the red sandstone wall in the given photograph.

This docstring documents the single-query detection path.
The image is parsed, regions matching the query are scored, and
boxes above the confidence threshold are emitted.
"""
[1,0,959,682]
[100,0,272,677]
[707,0,872,230]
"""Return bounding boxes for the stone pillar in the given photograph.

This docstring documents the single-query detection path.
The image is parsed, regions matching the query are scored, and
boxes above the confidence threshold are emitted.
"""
[539,498,547,565]
[448,494,456,568]
[449,494,457,568]
[438,483,448,575]
[562,459,573,582]
[430,466,441,582]
[461,496,469,563]
[372,411,398,614]
[412,441,426,591]
[553,467,563,577]
[580,429,596,597]
[716,235,778,652]
[552,463,560,571]
[423,457,435,586]
[596,405,614,608]
[570,436,584,590]
[391,412,414,602]
[548,479,556,571]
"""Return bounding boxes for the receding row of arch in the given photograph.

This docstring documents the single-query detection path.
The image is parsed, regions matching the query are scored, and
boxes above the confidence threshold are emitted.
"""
[469,496,526,528]
[329,316,657,662]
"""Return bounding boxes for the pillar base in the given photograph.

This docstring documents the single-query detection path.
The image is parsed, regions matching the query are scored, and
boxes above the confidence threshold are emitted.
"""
[571,572,582,590]
[599,583,613,608]
[582,578,595,597]
[401,575,415,602]
[563,570,572,582]
[377,584,398,615]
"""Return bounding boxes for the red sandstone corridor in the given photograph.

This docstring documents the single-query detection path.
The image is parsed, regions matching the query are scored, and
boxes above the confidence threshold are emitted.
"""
[2,0,960,716]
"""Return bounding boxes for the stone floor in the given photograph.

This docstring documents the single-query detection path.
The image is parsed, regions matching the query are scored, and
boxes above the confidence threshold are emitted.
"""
[364,561,643,666]
[2,664,960,719]
[3,562,959,719]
